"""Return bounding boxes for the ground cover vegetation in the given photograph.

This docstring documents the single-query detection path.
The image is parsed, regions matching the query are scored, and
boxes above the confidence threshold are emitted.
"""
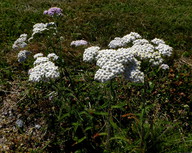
[0,0,192,152]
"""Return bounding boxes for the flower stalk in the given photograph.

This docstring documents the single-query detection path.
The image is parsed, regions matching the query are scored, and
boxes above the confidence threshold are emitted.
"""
[106,80,116,151]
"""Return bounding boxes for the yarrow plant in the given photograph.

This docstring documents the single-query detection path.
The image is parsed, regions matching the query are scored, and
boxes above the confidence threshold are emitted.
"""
[83,33,173,152]
[70,40,88,47]
[83,32,173,83]
[12,8,64,83]
[28,53,60,82]
[43,7,63,16]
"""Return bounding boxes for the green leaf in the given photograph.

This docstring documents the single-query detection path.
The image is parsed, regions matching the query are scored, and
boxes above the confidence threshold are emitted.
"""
[85,126,92,131]
[109,119,118,129]
[76,136,86,144]
[110,136,131,143]
[72,122,81,132]
[149,81,154,89]
[93,111,108,116]
[98,103,109,109]
[111,103,126,109]
[98,132,108,136]
[58,112,70,121]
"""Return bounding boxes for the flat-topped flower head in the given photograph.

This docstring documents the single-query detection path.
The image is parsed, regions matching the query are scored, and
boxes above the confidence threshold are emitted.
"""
[155,43,173,57]
[34,57,49,66]
[29,53,60,82]
[124,66,144,83]
[47,53,59,61]
[123,58,143,83]
[151,38,165,45]
[29,61,60,82]
[12,34,28,50]
[108,32,142,49]
[83,46,100,62]
[95,49,117,67]
[94,69,115,83]
[44,7,63,16]
[34,53,44,59]
[133,39,149,45]
[28,22,56,41]
[108,37,126,49]
[102,62,125,75]
[70,40,88,47]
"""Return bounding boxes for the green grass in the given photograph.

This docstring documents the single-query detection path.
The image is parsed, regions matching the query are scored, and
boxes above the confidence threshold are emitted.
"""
[1,0,192,51]
[0,0,192,152]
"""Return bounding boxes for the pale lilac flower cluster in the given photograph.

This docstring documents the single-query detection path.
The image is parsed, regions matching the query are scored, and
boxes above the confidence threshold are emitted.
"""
[28,22,56,41]
[83,32,173,83]
[12,34,28,50]
[70,40,88,47]
[43,7,63,16]
[29,53,60,82]
[17,50,31,63]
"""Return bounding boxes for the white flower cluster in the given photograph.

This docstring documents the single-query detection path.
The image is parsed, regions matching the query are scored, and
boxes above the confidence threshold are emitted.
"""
[83,47,138,83]
[29,53,60,82]
[108,32,142,49]
[151,38,165,45]
[150,38,172,57]
[83,32,173,83]
[83,46,100,62]
[17,50,31,63]
[155,43,173,57]
[34,53,44,59]
[70,40,88,47]
[130,40,164,66]
[12,34,28,50]
[28,22,56,41]
[47,53,59,61]
[33,57,49,66]
[13,22,57,50]
[124,59,144,83]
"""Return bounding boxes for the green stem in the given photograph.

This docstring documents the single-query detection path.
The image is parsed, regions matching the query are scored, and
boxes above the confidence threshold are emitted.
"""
[140,84,147,152]
[63,65,74,90]
[106,80,115,151]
